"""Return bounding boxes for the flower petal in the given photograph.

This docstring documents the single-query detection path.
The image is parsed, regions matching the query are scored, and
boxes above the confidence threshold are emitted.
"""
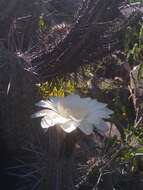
[94,120,109,133]
[32,94,113,134]
[88,100,107,111]
[65,94,80,101]
[41,114,70,129]
[78,122,94,135]
[41,117,51,128]
[49,96,62,106]
[63,94,81,108]
[31,109,69,124]
[31,109,52,118]
[86,107,113,123]
[35,100,55,110]
[60,120,80,133]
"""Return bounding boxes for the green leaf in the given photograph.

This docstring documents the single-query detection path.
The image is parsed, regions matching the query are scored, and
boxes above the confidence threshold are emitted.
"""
[137,63,143,79]
[39,15,46,31]
[139,25,143,47]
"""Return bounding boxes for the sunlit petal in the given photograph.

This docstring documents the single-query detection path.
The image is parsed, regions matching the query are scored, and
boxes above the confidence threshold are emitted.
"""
[32,94,113,135]
[61,120,79,133]
[41,117,51,128]
[35,100,55,110]
[31,109,52,118]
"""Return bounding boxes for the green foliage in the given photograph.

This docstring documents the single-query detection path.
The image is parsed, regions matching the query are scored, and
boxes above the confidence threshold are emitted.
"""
[39,15,46,32]
[125,24,143,66]
[139,24,143,46]
[128,0,143,3]
[138,63,143,79]
[37,77,76,98]
[120,23,143,181]
[128,125,143,145]
[89,23,143,188]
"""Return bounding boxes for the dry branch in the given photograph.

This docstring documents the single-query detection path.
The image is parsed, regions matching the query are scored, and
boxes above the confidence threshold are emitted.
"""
[29,0,124,81]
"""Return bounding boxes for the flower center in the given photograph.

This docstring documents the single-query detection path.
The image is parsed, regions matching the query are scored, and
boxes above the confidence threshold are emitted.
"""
[59,104,88,120]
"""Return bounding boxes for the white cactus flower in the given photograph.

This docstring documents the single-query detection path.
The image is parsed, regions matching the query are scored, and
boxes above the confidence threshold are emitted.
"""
[31,94,113,135]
